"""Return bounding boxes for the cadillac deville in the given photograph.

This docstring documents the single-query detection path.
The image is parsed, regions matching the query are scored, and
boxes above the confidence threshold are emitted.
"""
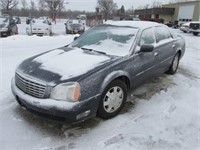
[11,21,185,123]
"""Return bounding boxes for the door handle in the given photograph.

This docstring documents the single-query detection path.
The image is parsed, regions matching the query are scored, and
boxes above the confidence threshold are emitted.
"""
[172,45,175,48]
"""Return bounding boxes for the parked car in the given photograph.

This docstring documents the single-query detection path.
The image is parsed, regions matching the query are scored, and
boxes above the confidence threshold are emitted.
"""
[0,16,18,37]
[123,16,140,21]
[11,21,185,123]
[26,19,52,36]
[65,19,85,34]
[12,16,21,24]
[189,21,200,36]
[180,22,191,33]
[26,16,35,24]
[77,14,87,25]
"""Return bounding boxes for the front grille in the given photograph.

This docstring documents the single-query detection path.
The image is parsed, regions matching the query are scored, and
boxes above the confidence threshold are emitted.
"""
[15,73,46,98]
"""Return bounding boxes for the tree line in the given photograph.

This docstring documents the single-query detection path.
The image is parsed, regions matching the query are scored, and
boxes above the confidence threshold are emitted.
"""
[0,0,193,20]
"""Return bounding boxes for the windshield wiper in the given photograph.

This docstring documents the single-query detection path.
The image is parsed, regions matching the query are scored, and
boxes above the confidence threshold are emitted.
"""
[81,47,107,55]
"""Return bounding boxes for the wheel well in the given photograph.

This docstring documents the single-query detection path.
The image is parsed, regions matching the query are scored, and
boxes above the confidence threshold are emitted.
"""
[114,76,130,90]
[177,50,181,57]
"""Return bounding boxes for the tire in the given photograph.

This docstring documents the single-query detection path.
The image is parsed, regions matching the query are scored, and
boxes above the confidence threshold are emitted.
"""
[49,31,53,36]
[166,53,180,74]
[193,32,199,36]
[97,80,127,119]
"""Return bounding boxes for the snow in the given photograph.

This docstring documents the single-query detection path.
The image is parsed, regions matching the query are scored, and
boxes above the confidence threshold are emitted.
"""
[70,26,138,56]
[0,20,200,150]
[34,48,110,80]
[105,20,162,29]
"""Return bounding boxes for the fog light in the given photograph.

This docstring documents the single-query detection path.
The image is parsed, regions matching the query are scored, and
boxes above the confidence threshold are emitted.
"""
[76,110,91,120]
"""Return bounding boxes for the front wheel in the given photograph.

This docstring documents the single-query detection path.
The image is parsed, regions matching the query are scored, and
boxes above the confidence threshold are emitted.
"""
[97,80,127,119]
[166,53,180,74]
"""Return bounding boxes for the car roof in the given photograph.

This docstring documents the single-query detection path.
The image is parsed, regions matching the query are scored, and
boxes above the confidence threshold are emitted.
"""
[105,21,164,30]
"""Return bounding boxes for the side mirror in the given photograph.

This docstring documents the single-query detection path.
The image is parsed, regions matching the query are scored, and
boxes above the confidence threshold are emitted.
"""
[74,36,79,41]
[140,44,154,52]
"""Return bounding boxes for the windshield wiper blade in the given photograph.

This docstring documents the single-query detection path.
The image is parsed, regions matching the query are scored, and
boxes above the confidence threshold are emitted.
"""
[81,47,107,55]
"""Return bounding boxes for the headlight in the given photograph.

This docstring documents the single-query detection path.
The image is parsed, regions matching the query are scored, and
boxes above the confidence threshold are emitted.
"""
[1,28,8,32]
[50,82,80,102]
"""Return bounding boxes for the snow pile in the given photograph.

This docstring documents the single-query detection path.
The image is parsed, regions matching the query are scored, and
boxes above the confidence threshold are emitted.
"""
[0,24,199,150]
[34,48,110,80]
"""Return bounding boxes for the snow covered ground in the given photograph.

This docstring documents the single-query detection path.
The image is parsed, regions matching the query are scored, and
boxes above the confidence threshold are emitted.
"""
[0,21,200,150]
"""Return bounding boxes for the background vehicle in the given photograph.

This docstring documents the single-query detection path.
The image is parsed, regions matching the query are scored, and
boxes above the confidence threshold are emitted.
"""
[189,22,200,36]
[11,21,185,123]
[0,16,18,37]
[77,14,87,25]
[12,16,21,24]
[123,16,140,21]
[65,19,85,34]
[26,19,52,36]
[26,16,35,24]
[180,22,191,33]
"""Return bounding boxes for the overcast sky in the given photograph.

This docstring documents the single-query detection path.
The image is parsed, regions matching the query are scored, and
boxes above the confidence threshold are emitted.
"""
[64,0,169,11]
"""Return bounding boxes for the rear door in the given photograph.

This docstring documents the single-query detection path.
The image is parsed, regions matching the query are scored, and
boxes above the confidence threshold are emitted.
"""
[154,26,176,73]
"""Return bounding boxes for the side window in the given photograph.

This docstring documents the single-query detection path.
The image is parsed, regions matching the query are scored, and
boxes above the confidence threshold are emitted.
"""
[139,28,155,46]
[155,26,172,42]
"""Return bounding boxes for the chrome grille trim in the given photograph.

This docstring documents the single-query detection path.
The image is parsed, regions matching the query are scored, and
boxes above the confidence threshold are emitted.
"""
[15,73,46,98]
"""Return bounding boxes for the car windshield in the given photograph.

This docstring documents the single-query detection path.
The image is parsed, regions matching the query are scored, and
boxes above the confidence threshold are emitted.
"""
[70,25,138,56]
[0,17,8,24]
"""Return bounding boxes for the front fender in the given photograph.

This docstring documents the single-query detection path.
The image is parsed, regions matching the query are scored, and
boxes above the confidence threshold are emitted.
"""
[100,70,130,93]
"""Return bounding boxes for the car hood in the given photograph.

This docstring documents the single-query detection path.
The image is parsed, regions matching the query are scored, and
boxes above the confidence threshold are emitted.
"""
[17,47,116,85]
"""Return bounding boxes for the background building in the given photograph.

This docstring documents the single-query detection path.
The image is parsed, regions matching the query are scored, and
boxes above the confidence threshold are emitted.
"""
[134,0,200,26]
[163,0,200,25]
[134,8,175,23]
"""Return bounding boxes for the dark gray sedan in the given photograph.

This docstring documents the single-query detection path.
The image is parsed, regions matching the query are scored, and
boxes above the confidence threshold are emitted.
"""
[11,21,185,123]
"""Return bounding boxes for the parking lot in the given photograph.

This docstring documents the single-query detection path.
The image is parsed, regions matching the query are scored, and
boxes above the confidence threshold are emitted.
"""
[0,21,200,150]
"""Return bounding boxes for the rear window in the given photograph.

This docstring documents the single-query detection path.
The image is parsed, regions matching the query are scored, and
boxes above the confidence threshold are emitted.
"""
[155,26,172,42]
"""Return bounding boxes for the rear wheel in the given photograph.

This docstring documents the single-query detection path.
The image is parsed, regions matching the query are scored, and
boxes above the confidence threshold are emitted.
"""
[167,52,180,74]
[97,80,127,119]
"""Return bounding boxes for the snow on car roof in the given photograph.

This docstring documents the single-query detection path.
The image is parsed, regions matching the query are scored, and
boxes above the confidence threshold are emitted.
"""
[104,21,163,29]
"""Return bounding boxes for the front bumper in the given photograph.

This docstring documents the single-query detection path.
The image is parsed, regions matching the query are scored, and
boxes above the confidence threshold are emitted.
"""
[0,31,8,37]
[11,78,99,123]
[26,30,50,36]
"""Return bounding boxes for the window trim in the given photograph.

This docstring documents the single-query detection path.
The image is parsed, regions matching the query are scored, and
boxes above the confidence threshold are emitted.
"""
[138,27,156,46]
[154,26,173,43]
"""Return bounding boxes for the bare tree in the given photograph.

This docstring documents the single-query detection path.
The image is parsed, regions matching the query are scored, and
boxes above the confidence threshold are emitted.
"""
[30,0,37,11]
[21,0,28,10]
[38,0,46,11]
[151,0,162,8]
[44,0,66,21]
[0,0,18,10]
[97,0,117,21]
